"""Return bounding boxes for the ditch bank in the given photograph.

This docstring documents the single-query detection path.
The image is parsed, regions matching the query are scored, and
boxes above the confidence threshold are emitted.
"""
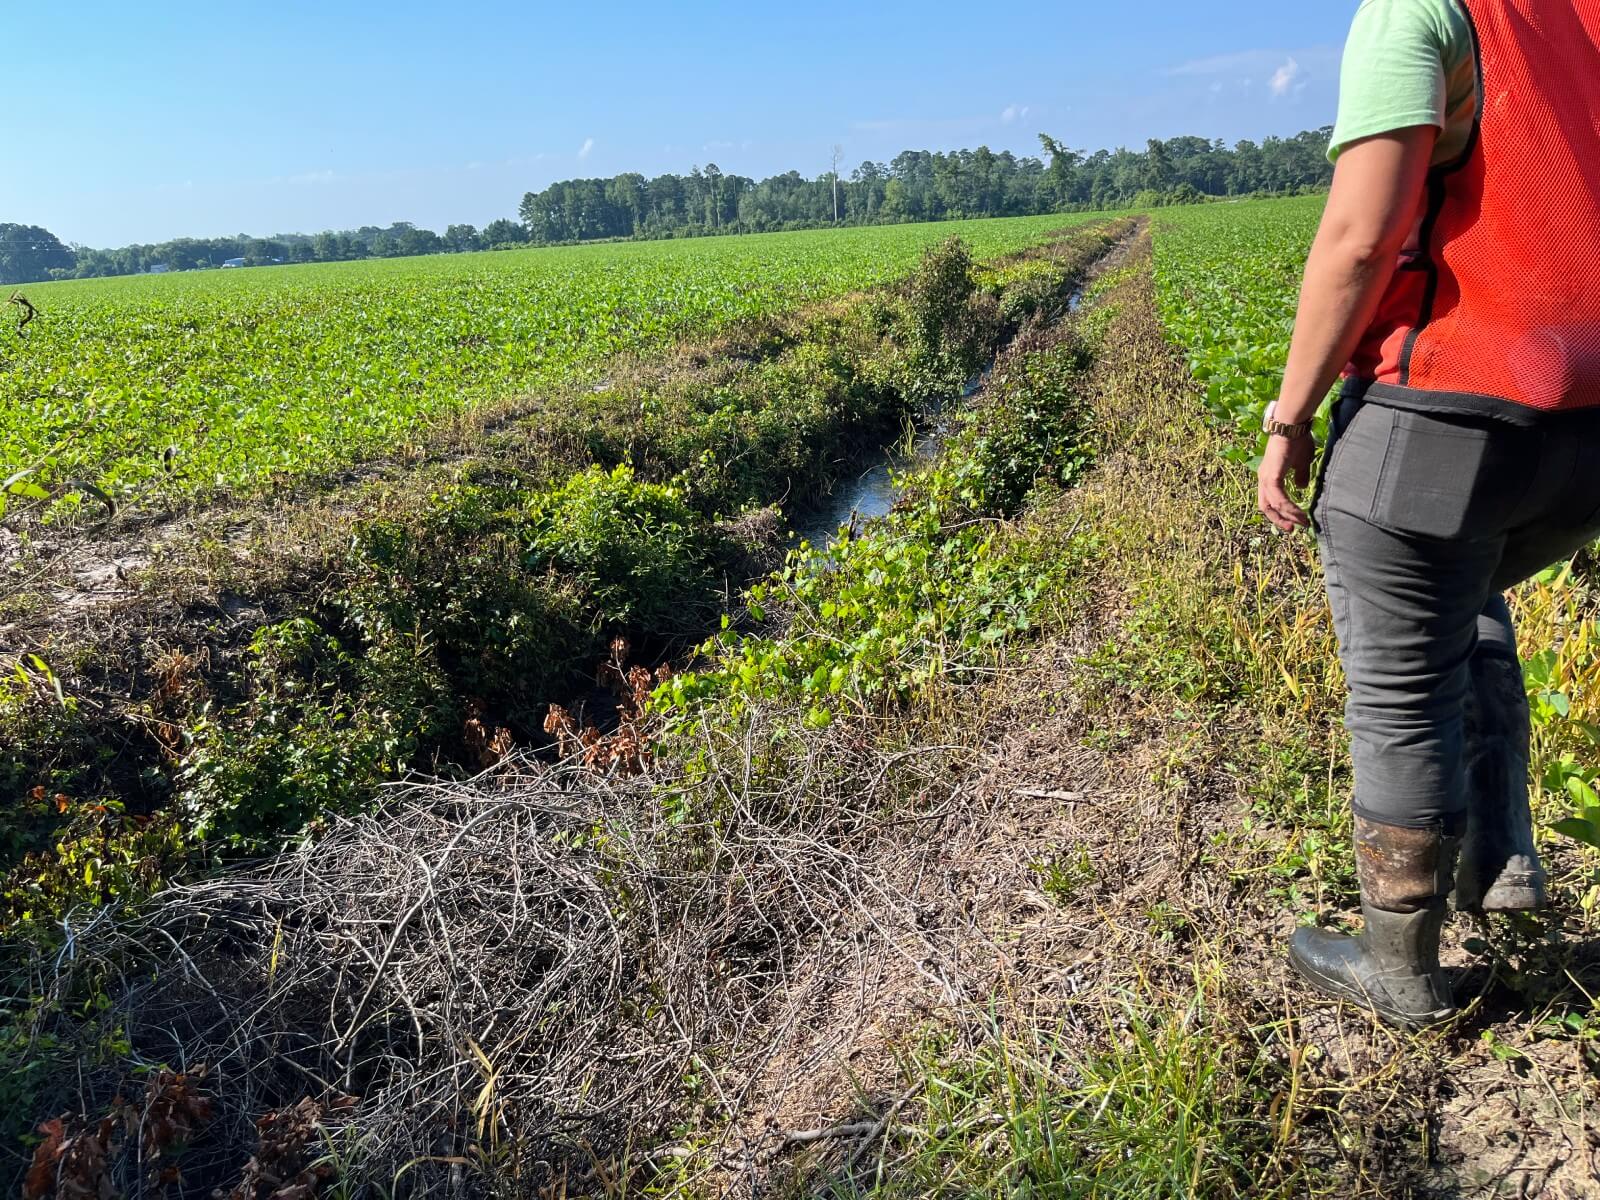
[7,223,1128,1200]
[791,285,1084,551]
[0,221,1139,1171]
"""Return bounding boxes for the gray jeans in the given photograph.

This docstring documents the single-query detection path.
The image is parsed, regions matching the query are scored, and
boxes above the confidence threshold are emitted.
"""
[1312,396,1600,829]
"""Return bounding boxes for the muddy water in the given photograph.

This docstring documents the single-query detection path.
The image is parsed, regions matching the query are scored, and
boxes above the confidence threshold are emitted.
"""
[792,290,1083,551]
[789,374,980,550]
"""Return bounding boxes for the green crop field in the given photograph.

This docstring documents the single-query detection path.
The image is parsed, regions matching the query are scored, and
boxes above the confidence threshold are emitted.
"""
[1,214,1084,511]
[1152,194,1323,458]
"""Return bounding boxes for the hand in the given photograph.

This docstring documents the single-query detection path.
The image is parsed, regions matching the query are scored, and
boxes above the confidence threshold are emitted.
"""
[1257,434,1315,532]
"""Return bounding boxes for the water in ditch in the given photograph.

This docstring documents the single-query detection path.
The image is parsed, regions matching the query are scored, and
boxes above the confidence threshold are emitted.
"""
[792,290,1083,551]
[789,373,980,550]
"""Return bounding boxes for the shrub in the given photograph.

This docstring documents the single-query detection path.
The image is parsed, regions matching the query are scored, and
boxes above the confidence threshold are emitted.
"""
[178,618,450,845]
[527,465,716,629]
[345,484,596,712]
[179,468,720,844]
[902,237,1000,395]
[933,332,1095,518]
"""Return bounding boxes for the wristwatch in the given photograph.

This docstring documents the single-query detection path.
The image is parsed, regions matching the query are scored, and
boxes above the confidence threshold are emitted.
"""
[1262,402,1313,440]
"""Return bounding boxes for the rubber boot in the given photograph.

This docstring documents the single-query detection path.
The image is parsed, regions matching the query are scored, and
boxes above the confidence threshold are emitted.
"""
[1454,646,1548,912]
[1289,816,1459,1031]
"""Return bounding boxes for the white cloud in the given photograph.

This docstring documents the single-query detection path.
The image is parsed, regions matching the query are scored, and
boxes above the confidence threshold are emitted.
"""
[1269,57,1302,98]
[577,137,595,160]
[1000,103,1031,125]
[1167,50,1268,77]
[1167,46,1333,80]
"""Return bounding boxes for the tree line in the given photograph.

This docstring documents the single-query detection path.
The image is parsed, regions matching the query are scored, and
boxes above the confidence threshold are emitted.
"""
[0,219,534,284]
[2,129,1333,284]
[519,130,1333,243]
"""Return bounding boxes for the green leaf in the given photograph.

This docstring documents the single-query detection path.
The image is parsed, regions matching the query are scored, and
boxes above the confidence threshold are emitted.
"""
[1525,649,1558,688]
[1551,817,1600,850]
[1565,775,1600,808]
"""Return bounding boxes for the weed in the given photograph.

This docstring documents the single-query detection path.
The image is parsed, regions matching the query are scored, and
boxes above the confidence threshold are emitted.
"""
[1031,843,1097,905]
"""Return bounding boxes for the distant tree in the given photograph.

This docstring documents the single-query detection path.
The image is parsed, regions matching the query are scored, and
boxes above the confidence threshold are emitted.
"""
[36,126,1338,281]
[0,224,75,284]
[482,218,528,247]
[703,163,723,230]
[606,173,646,235]
[879,176,909,220]
[396,227,442,256]
[830,145,843,223]
[1142,138,1176,192]
[444,223,481,252]
[244,237,285,265]
[849,160,887,221]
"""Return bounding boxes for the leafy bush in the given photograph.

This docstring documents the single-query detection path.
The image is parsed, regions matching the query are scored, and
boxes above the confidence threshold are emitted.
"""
[527,465,716,629]
[346,483,598,713]
[931,333,1094,518]
[179,618,450,845]
[902,236,1000,395]
[178,468,721,844]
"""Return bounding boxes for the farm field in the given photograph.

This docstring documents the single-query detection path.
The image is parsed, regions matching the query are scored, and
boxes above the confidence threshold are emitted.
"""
[1152,193,1324,454]
[1,214,1085,510]
[7,195,1600,1198]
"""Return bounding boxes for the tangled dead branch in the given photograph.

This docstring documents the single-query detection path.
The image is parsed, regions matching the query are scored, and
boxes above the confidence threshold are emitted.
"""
[29,708,979,1197]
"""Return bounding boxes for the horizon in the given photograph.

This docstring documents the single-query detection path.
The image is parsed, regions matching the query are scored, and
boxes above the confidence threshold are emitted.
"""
[2,0,1348,247]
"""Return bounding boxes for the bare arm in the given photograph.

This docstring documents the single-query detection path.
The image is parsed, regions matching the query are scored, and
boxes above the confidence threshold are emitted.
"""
[1258,126,1438,531]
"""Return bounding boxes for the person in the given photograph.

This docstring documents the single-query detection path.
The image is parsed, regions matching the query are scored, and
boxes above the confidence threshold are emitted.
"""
[1257,0,1600,1029]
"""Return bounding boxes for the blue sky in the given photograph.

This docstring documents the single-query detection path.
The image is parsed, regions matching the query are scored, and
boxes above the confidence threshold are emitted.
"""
[1,1,1354,247]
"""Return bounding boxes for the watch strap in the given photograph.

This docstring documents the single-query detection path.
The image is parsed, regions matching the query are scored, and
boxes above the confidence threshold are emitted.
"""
[1265,417,1313,439]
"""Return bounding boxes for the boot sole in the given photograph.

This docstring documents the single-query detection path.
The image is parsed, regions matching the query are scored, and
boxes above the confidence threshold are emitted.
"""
[1455,879,1548,913]
[1288,948,1456,1032]
[1481,880,1548,912]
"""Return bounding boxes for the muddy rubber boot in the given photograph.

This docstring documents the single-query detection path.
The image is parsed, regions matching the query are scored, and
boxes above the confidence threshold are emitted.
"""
[1454,647,1548,912]
[1289,816,1459,1031]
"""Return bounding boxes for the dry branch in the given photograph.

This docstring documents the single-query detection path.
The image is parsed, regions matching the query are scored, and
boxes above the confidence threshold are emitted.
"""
[29,714,976,1198]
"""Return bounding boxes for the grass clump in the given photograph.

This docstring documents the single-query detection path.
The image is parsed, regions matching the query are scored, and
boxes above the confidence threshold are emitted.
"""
[842,973,1306,1200]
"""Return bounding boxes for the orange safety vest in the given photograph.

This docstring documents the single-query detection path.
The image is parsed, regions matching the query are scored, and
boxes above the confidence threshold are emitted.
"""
[1348,0,1600,418]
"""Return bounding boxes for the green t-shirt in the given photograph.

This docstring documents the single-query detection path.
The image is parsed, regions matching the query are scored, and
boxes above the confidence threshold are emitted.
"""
[1329,0,1478,166]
